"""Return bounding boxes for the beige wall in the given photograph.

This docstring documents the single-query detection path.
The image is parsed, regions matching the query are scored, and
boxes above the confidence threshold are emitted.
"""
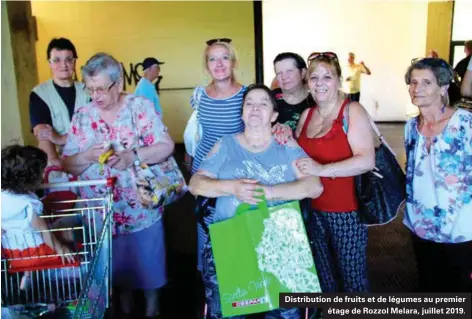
[31,1,256,143]
[2,1,38,147]
[425,1,453,59]
[263,0,429,120]
[1,2,23,147]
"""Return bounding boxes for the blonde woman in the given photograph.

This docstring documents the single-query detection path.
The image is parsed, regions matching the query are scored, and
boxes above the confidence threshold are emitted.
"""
[189,38,246,174]
[188,39,248,276]
[295,52,375,292]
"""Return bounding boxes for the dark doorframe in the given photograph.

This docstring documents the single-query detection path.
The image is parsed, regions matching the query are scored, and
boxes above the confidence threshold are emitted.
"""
[450,40,466,67]
[253,0,264,83]
[448,0,456,65]
[448,0,468,68]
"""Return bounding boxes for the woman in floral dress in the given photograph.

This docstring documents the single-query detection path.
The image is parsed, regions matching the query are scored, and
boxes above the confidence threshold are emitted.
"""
[62,53,174,318]
[404,57,472,292]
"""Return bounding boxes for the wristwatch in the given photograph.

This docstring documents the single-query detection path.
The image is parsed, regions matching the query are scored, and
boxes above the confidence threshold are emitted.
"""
[132,149,140,166]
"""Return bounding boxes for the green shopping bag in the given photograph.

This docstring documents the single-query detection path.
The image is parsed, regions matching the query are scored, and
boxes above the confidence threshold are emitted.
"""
[209,196,321,318]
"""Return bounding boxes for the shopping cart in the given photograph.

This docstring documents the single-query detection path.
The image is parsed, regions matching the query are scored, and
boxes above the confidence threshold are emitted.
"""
[1,178,114,319]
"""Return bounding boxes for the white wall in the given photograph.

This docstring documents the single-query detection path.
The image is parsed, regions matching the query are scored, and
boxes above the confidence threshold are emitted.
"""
[1,2,24,147]
[263,0,429,121]
[452,0,472,41]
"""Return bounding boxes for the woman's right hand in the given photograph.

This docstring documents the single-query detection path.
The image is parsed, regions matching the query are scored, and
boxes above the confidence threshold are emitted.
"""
[84,144,107,164]
[232,179,262,205]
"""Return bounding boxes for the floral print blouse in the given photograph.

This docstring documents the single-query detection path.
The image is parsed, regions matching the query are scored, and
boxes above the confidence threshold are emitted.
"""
[404,108,472,243]
[63,94,167,236]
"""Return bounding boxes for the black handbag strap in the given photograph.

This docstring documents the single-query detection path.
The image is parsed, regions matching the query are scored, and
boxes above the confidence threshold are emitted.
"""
[195,196,216,234]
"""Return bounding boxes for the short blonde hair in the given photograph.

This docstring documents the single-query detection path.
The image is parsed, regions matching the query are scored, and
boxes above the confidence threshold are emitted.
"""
[204,42,238,82]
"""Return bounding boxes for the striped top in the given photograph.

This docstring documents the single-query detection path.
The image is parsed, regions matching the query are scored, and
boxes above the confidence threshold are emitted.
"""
[191,85,247,174]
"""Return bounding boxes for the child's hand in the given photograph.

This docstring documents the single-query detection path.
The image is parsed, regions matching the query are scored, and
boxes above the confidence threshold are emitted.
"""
[57,244,76,264]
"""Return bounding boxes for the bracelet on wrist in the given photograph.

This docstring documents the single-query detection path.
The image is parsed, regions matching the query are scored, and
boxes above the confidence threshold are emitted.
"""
[132,148,141,166]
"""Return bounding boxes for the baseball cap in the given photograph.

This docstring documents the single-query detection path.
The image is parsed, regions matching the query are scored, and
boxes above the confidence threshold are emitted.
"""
[142,57,165,70]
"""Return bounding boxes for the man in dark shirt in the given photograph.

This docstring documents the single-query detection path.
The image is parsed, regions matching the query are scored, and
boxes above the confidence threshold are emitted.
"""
[271,52,315,132]
[446,40,472,104]
[454,40,472,84]
[29,38,88,167]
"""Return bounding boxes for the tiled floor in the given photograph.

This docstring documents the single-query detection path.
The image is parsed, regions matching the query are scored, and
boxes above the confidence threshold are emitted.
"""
[121,123,417,318]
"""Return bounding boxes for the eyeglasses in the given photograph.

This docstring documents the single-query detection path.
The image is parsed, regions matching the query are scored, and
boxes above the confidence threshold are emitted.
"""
[206,38,232,46]
[307,52,339,64]
[49,57,76,65]
[86,82,116,96]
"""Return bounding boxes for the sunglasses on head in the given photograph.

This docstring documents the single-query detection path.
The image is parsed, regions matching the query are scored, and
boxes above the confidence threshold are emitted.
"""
[206,38,232,46]
[307,51,339,63]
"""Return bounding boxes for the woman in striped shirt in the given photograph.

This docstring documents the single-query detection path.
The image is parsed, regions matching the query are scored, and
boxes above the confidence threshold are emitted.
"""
[189,39,247,275]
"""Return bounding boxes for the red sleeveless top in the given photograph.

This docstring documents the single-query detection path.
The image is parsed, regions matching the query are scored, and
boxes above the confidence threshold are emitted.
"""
[298,99,358,212]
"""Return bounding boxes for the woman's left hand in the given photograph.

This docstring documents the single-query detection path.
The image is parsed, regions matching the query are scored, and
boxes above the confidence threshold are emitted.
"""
[108,150,135,171]
[296,158,323,176]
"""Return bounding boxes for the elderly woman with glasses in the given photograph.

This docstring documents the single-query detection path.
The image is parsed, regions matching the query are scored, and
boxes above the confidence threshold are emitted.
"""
[404,58,472,293]
[62,53,174,318]
[292,52,375,293]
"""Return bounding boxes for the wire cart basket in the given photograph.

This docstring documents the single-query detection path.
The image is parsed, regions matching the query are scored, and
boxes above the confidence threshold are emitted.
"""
[1,178,114,319]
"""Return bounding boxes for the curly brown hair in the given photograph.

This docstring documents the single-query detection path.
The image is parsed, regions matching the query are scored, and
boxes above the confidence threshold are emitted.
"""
[1,145,48,194]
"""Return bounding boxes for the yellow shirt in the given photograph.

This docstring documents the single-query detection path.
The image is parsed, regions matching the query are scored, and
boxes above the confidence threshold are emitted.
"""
[344,64,366,94]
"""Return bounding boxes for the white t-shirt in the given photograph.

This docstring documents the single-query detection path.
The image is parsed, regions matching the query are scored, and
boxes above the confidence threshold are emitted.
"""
[468,57,472,71]
[1,190,44,250]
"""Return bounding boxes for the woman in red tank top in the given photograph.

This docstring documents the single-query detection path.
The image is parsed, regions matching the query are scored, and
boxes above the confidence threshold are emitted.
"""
[295,52,375,293]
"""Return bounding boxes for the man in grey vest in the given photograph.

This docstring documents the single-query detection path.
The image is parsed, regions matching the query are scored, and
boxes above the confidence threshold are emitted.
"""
[29,38,89,167]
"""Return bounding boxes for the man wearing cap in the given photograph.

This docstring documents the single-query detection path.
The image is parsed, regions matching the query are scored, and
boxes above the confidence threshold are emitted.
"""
[135,57,164,117]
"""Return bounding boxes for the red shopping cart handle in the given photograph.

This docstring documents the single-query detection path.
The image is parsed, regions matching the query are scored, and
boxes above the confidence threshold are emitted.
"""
[106,177,117,187]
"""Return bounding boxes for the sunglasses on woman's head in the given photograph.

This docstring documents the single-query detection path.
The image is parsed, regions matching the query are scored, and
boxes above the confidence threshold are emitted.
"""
[206,38,232,46]
[307,52,339,63]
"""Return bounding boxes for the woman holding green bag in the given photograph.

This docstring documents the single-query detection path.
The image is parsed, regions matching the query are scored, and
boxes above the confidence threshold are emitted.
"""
[189,84,323,319]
